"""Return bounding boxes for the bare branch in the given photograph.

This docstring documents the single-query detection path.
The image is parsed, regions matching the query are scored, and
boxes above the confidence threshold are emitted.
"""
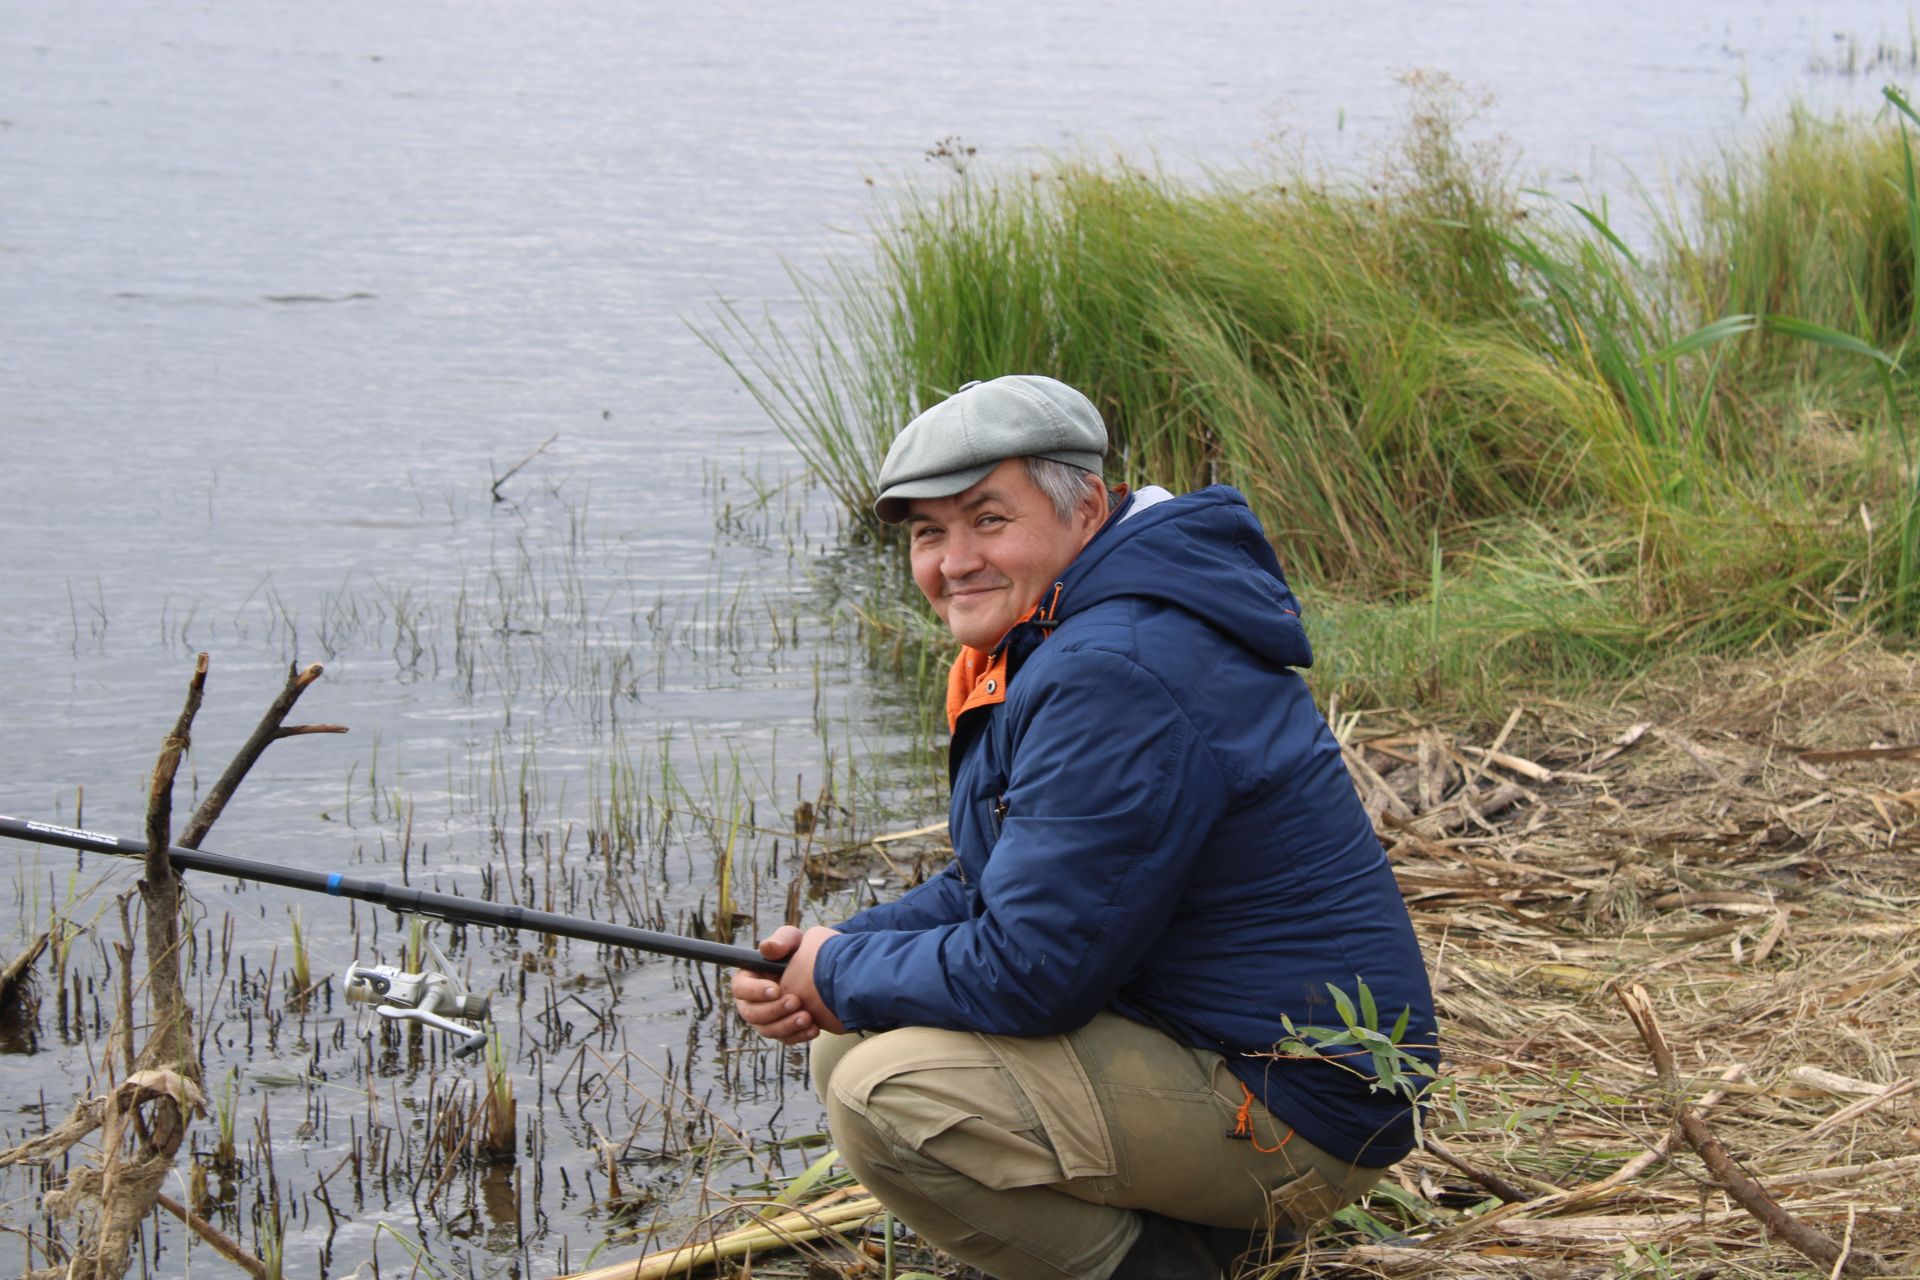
[141,656,206,1059]
[1422,1134,1561,1204]
[144,653,206,881]
[179,662,332,849]
[272,723,349,738]
[490,432,559,502]
[1617,984,1880,1277]
[0,1096,105,1168]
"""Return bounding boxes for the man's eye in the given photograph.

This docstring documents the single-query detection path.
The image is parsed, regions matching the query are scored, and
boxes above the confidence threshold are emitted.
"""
[976,513,1005,528]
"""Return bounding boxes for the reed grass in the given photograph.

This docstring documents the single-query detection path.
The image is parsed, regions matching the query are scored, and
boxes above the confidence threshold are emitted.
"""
[709,91,1920,709]
[286,908,310,1007]
[1677,107,1918,391]
[213,1066,239,1166]
[482,1026,517,1162]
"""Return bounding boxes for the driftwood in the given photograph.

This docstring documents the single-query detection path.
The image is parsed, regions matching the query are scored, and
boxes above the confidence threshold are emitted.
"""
[1340,1242,1609,1278]
[557,1186,882,1280]
[7,657,337,1279]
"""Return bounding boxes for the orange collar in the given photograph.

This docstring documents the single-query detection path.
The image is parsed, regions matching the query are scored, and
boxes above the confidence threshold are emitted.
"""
[942,603,1045,732]
[944,644,1008,732]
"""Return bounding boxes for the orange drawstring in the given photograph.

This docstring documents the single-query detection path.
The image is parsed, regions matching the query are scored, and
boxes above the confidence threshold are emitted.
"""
[1229,1082,1293,1154]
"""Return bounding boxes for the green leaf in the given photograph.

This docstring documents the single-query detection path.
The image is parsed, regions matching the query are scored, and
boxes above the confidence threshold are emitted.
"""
[1357,977,1379,1031]
[1760,314,1901,370]
[1362,1178,1448,1225]
[1327,982,1358,1030]
[1369,1047,1400,1092]
[774,1145,843,1205]
[1333,1204,1412,1241]
[1311,1030,1364,1050]
[1886,84,1920,130]
[1491,229,1562,281]
[1390,1005,1412,1043]
[1570,203,1639,265]
[1645,313,1758,364]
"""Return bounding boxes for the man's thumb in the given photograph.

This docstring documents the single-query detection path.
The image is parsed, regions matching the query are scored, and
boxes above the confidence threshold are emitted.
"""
[758,924,800,958]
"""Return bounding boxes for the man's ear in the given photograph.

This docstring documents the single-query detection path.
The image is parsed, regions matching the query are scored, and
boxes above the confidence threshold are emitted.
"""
[1077,479,1110,530]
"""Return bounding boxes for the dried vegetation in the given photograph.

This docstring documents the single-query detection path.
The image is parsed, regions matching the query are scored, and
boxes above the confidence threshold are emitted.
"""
[1316,638,1920,1279]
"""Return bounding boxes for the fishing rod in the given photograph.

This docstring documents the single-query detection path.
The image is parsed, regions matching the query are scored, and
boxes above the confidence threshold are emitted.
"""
[0,813,783,1056]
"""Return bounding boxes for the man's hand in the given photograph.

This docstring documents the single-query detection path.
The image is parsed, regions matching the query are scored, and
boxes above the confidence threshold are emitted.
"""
[730,925,844,1045]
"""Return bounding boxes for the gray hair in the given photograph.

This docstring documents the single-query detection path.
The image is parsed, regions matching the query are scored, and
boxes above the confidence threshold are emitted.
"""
[1022,456,1109,523]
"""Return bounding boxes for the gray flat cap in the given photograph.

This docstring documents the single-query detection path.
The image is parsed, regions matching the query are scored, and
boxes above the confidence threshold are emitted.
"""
[873,375,1108,523]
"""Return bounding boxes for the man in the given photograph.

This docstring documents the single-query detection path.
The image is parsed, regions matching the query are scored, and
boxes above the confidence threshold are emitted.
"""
[732,375,1437,1280]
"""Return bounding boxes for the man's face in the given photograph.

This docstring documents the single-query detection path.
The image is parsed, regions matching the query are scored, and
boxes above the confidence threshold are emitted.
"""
[905,458,1105,650]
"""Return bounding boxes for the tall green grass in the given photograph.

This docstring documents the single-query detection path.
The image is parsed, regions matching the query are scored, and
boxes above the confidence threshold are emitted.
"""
[708,90,1920,711]
[1679,108,1917,387]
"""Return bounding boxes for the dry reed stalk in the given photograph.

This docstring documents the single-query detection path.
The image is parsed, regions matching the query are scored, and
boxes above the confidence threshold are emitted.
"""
[555,1191,883,1280]
[0,930,49,1009]
[153,1191,267,1280]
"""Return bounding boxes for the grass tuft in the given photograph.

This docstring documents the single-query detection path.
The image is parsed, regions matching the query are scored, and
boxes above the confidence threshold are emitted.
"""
[710,88,1920,711]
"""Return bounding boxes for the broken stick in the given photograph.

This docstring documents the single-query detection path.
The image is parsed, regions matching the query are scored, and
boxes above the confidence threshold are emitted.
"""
[1617,984,1880,1277]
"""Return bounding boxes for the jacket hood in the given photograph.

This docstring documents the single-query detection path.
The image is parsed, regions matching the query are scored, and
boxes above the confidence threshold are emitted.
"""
[1043,485,1312,669]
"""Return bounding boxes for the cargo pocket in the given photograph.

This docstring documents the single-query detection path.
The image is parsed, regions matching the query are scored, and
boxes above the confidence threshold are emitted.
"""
[1265,1166,1352,1234]
[828,1028,1116,1194]
[979,1030,1118,1183]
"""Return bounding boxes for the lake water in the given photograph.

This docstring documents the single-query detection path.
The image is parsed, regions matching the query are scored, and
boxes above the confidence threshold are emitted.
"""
[1,2,1914,1275]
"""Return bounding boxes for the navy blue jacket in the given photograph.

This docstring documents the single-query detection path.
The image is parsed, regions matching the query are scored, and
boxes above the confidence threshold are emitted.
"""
[814,486,1437,1166]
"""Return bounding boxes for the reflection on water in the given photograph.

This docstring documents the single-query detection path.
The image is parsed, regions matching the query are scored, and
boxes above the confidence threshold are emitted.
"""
[0,1,1914,1273]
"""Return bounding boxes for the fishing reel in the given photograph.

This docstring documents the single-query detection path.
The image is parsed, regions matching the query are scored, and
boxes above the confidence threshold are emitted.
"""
[342,937,491,1058]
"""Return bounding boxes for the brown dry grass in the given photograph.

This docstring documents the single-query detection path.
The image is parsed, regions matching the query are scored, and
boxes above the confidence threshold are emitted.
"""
[1323,637,1920,1279]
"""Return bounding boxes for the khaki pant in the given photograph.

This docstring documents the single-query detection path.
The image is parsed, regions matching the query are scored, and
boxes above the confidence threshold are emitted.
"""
[812,1013,1385,1280]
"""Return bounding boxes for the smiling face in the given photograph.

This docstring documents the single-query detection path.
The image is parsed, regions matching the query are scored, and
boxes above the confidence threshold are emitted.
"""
[905,458,1108,651]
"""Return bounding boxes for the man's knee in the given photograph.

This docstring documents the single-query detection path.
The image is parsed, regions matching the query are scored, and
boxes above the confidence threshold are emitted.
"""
[815,1034,885,1140]
[817,1028,983,1149]
[816,1028,1069,1192]
[808,1030,867,1106]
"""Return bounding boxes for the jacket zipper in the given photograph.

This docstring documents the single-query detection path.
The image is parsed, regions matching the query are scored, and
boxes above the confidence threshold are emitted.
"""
[990,797,1008,842]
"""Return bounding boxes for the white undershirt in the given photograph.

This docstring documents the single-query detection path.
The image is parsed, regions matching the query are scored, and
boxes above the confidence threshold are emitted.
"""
[1118,485,1176,522]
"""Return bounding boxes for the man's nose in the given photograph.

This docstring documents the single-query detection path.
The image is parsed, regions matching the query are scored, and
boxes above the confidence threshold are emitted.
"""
[941,527,984,579]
